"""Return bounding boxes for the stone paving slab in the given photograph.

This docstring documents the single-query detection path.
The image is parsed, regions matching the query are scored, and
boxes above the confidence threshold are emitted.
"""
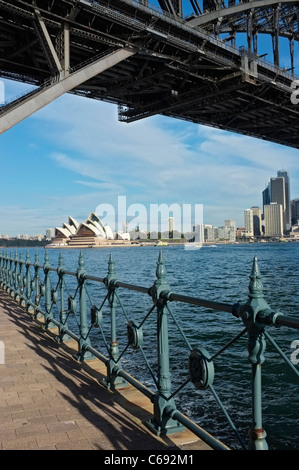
[0,290,214,451]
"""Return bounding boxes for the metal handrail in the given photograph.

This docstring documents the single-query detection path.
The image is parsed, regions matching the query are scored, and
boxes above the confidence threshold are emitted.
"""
[0,248,298,450]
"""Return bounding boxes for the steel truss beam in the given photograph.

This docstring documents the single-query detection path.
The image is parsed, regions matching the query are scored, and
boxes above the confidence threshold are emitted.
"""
[0,0,299,148]
[0,48,135,133]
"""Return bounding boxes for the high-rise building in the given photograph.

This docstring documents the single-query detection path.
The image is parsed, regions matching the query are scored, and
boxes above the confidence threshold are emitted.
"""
[250,206,262,236]
[262,185,271,207]
[244,209,254,237]
[168,217,174,233]
[46,228,55,239]
[262,170,291,235]
[291,199,299,226]
[277,169,291,231]
[193,224,204,242]
[264,203,284,237]
[270,176,285,212]
[225,219,236,230]
[224,219,236,241]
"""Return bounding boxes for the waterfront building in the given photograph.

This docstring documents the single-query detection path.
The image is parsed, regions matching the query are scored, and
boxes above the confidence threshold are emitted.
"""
[291,199,299,226]
[262,185,271,207]
[76,212,112,239]
[49,212,130,248]
[277,170,291,231]
[270,176,286,232]
[204,225,215,242]
[262,170,291,235]
[250,206,262,237]
[168,217,175,233]
[244,209,254,238]
[203,223,235,242]
[225,219,236,230]
[46,228,55,240]
[193,224,204,242]
[290,223,299,239]
[236,227,246,239]
[54,216,79,240]
[264,203,284,237]
[217,226,234,241]
[225,219,236,242]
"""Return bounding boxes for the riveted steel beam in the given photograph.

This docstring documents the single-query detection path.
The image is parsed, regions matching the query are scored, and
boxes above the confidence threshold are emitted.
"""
[34,8,63,74]
[0,48,135,133]
[188,0,298,27]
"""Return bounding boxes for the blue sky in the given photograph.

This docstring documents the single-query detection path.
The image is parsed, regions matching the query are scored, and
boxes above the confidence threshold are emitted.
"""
[1,74,299,236]
[1,2,299,237]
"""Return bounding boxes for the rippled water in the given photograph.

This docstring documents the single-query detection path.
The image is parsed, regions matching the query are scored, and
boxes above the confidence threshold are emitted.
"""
[11,242,299,450]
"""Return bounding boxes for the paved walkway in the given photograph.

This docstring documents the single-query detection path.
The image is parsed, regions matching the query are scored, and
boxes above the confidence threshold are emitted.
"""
[0,290,212,451]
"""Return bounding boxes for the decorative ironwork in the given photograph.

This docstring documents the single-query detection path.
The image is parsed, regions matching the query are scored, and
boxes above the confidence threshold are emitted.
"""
[0,248,298,450]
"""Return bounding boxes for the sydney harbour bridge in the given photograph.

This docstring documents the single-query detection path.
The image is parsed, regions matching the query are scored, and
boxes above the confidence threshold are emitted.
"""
[1,0,299,148]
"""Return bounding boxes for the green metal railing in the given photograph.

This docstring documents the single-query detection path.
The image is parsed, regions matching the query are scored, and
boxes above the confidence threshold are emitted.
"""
[0,248,298,450]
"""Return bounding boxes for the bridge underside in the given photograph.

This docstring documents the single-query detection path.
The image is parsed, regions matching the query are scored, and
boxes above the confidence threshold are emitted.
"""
[1,0,299,148]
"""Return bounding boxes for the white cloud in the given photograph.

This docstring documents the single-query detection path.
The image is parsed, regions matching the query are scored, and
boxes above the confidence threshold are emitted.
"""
[2,85,299,235]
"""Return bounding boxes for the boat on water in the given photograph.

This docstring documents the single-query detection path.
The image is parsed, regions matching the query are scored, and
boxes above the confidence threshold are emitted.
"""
[184,243,202,250]
[156,241,169,246]
[184,225,203,250]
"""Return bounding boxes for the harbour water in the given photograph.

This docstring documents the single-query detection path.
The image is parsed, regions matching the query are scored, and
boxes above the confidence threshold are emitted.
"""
[8,242,299,450]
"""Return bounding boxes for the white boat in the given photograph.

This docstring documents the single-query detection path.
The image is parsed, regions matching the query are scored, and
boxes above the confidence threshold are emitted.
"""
[184,225,203,250]
[184,243,202,250]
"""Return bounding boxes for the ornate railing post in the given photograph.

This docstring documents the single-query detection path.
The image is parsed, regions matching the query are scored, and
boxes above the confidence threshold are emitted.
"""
[19,252,25,306]
[2,250,8,287]
[56,252,71,343]
[1,250,6,284]
[7,251,14,296]
[13,251,19,301]
[2,250,8,289]
[43,251,53,328]
[148,251,184,435]
[241,257,270,450]
[4,250,10,292]
[2,251,7,288]
[75,251,93,361]
[10,251,15,294]
[33,252,42,318]
[4,250,9,289]
[7,251,14,295]
[24,251,33,312]
[104,253,126,389]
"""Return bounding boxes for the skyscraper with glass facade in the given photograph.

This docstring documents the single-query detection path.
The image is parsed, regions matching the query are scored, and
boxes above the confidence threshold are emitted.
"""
[262,170,291,235]
[277,169,291,231]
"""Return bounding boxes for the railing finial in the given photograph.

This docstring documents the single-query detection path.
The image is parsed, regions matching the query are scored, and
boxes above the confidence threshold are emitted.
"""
[248,256,264,299]
[108,252,116,277]
[44,249,50,268]
[156,250,166,281]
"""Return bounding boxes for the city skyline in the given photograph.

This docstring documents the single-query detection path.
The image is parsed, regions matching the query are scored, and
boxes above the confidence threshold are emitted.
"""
[1,78,299,237]
[242,169,299,239]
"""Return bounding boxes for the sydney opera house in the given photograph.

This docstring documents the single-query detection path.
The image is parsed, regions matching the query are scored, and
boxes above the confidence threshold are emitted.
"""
[48,212,130,248]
